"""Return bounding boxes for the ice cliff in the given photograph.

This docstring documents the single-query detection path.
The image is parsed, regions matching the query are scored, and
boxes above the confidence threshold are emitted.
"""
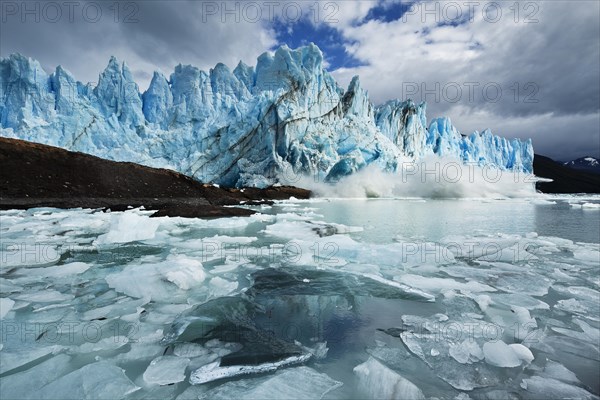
[0,44,534,187]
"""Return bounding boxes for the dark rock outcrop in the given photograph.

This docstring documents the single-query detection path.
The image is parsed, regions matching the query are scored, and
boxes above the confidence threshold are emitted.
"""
[0,138,310,217]
[534,154,600,194]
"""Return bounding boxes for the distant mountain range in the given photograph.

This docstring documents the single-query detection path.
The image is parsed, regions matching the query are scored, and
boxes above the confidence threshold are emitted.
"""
[563,157,600,174]
[534,155,600,194]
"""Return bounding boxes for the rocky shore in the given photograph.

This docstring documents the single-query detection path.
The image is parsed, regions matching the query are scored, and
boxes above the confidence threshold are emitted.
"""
[0,138,310,218]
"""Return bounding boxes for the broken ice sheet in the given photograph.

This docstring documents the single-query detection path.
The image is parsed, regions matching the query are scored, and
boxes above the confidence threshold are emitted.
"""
[0,345,63,375]
[39,361,140,399]
[393,274,496,296]
[143,355,190,386]
[0,297,15,318]
[388,313,532,391]
[14,289,74,303]
[173,342,210,358]
[197,366,342,400]
[75,336,129,354]
[482,341,527,368]
[0,354,72,400]
[494,273,554,296]
[354,357,425,400]
[521,376,597,400]
[18,261,91,278]
[94,210,160,244]
[104,254,207,302]
[541,360,581,384]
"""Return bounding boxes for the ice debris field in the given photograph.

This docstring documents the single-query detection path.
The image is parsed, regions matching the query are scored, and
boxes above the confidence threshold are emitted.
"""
[0,197,599,399]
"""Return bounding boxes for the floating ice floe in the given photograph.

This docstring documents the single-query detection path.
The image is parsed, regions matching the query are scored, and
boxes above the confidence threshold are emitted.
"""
[95,211,160,244]
[393,274,496,295]
[196,366,342,399]
[541,360,581,384]
[448,340,484,364]
[482,341,532,368]
[354,357,425,400]
[143,355,190,386]
[0,297,15,318]
[0,345,64,374]
[520,376,598,400]
[0,354,72,400]
[39,361,140,399]
[105,254,207,302]
[75,336,129,354]
[581,203,600,209]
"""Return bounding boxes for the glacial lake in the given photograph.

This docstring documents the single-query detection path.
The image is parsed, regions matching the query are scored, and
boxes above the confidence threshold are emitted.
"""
[1,196,599,399]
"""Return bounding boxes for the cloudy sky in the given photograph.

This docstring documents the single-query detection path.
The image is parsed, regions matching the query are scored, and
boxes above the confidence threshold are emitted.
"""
[1,0,599,160]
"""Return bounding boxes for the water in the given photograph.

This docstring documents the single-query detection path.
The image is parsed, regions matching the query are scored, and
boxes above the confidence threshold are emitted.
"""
[0,196,598,399]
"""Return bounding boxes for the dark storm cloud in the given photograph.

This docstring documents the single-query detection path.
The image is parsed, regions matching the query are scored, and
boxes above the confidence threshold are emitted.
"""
[0,0,276,87]
[332,0,600,160]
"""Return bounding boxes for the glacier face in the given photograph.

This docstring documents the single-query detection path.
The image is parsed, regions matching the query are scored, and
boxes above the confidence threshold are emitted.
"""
[0,44,533,188]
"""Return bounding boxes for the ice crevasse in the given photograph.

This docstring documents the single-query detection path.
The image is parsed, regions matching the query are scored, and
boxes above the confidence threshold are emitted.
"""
[0,44,534,188]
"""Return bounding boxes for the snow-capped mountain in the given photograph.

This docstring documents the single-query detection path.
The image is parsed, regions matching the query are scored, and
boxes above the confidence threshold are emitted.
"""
[563,157,600,174]
[0,44,533,188]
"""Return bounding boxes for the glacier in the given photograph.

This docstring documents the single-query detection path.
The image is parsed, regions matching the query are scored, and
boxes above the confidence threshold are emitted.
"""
[0,44,533,188]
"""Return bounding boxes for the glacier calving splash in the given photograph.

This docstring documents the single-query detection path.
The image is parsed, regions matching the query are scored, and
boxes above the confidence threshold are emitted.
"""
[0,44,533,187]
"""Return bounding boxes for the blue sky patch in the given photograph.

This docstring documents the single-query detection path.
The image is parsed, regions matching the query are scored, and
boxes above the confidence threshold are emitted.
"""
[362,1,413,23]
[270,18,366,70]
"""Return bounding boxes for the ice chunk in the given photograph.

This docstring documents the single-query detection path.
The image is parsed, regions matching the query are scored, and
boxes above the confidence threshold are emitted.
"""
[354,357,425,400]
[76,336,129,353]
[164,258,206,290]
[0,297,15,318]
[493,273,553,296]
[397,329,500,390]
[394,274,496,295]
[173,343,211,358]
[490,293,549,310]
[0,345,62,374]
[197,366,342,400]
[40,361,140,399]
[20,262,91,278]
[1,243,61,268]
[95,211,160,244]
[105,255,207,302]
[0,278,22,294]
[533,333,600,361]
[143,355,190,385]
[542,360,580,384]
[482,341,522,368]
[555,298,598,319]
[449,340,484,364]
[508,343,534,364]
[573,247,600,262]
[551,318,599,343]
[581,203,600,209]
[521,376,597,400]
[0,354,72,400]
[14,290,74,303]
[209,276,239,296]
